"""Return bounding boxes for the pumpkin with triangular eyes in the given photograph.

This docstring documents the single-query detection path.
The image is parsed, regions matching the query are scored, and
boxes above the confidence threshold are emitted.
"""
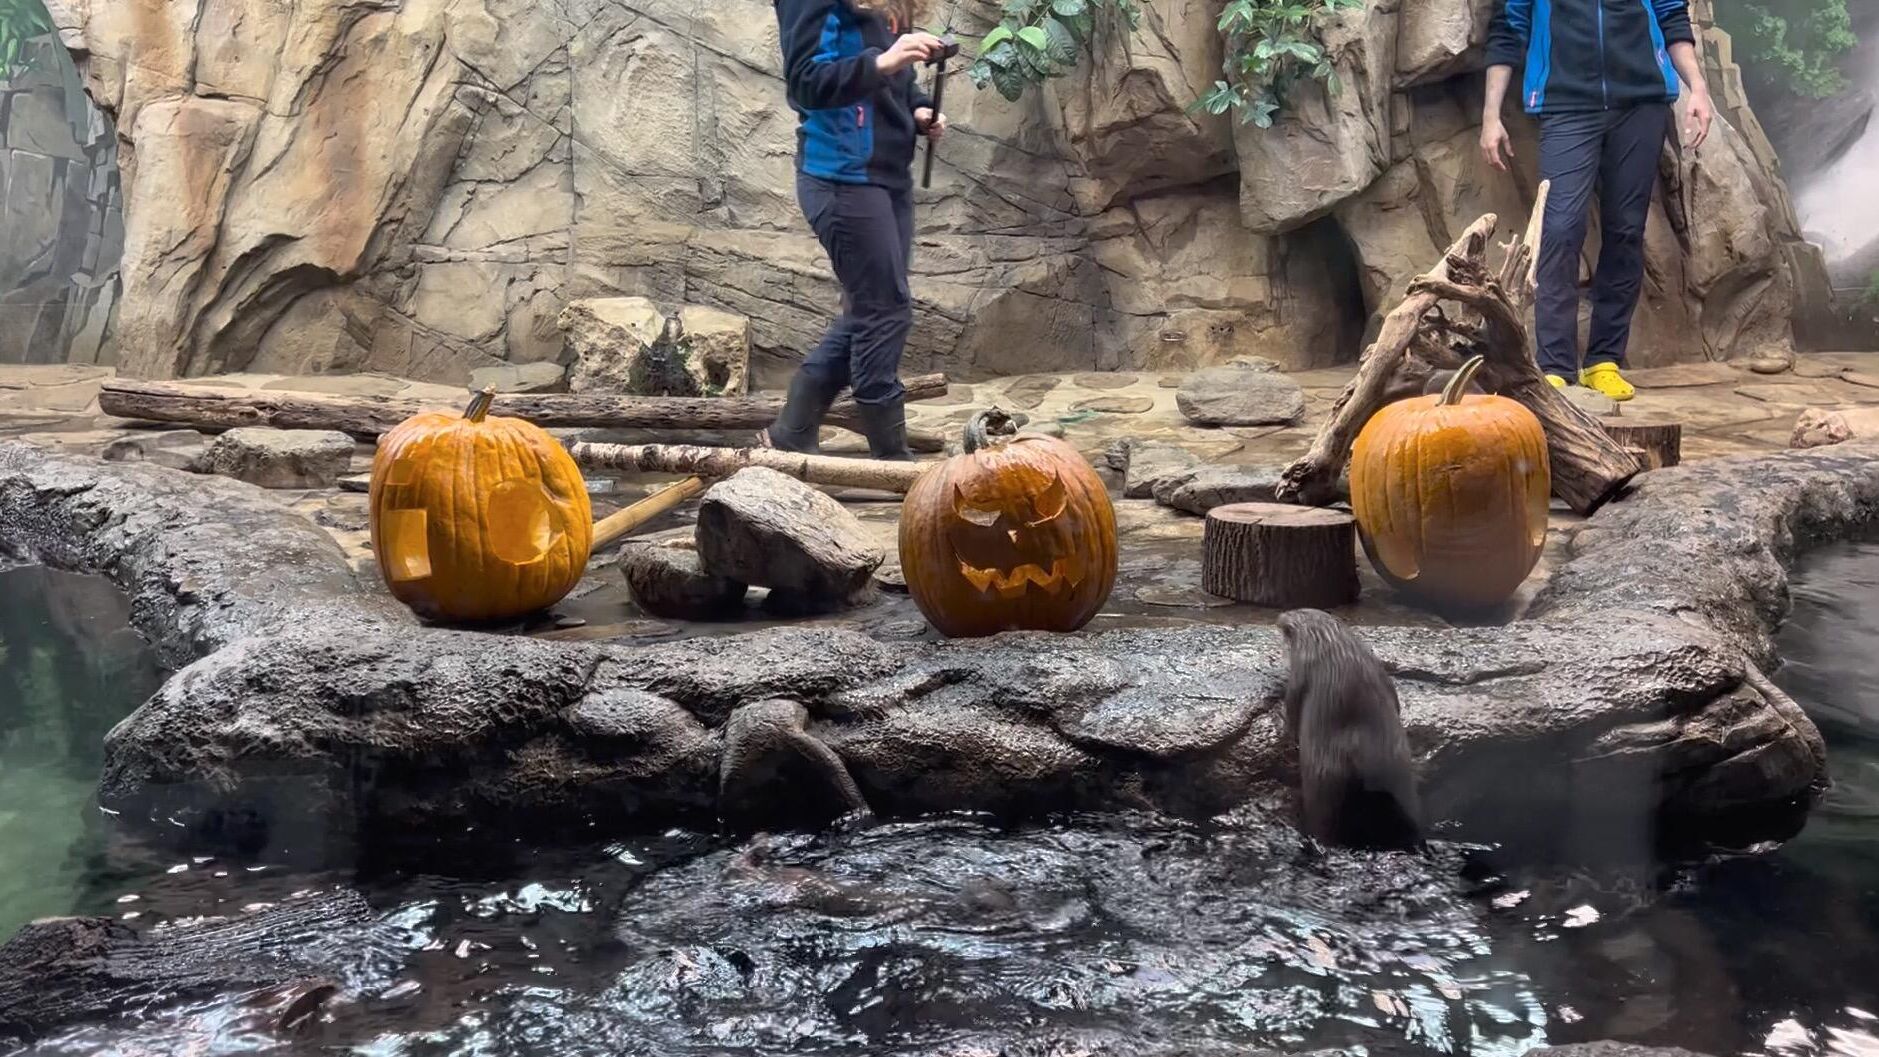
[898,409,1117,638]
[369,388,592,623]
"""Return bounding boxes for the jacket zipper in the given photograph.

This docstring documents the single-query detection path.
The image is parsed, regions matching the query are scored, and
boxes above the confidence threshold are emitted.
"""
[1597,0,1609,108]
[856,105,866,128]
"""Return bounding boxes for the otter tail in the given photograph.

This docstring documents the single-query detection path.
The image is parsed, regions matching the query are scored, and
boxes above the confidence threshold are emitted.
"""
[1334,783,1423,852]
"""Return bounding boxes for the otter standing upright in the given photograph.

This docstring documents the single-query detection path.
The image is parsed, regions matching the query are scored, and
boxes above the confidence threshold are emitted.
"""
[1277,609,1423,851]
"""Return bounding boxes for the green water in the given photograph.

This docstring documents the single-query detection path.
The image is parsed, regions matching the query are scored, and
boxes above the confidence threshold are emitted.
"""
[0,564,165,937]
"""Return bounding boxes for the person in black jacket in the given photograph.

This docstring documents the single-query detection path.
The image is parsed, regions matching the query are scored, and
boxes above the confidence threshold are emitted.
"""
[1481,0,1715,401]
[763,0,948,461]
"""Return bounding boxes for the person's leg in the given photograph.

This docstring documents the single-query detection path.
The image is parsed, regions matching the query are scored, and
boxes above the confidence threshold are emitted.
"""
[766,175,855,452]
[1581,104,1671,401]
[841,186,916,461]
[1533,112,1605,385]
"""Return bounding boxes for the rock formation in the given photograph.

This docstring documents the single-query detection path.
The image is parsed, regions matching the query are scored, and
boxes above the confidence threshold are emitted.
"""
[37,0,1827,386]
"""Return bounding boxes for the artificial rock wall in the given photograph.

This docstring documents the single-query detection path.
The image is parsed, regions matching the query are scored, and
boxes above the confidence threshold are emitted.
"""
[42,0,1825,386]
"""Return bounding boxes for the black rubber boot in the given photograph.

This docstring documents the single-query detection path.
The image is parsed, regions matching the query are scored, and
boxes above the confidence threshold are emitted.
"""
[764,371,841,454]
[853,399,914,462]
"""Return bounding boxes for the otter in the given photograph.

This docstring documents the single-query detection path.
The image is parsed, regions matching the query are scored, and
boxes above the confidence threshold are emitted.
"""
[1276,608,1422,851]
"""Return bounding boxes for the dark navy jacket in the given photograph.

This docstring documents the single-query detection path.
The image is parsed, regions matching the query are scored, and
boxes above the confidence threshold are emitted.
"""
[1485,0,1696,115]
[775,0,934,192]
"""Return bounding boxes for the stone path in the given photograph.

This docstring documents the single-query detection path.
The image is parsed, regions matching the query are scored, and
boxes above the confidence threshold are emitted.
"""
[3,355,1875,635]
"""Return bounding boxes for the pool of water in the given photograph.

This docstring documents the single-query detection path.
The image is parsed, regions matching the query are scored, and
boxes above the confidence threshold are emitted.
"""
[7,543,1879,1056]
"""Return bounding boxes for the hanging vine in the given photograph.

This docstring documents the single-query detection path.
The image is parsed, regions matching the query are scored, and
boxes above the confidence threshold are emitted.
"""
[1196,0,1365,128]
[966,0,1143,102]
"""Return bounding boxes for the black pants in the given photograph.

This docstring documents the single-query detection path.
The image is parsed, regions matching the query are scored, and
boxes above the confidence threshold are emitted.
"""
[1534,104,1670,380]
[796,173,914,406]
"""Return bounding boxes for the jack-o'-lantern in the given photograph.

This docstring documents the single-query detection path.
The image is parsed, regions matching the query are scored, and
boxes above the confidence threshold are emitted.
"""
[899,409,1117,638]
[369,388,593,622]
[1350,355,1550,612]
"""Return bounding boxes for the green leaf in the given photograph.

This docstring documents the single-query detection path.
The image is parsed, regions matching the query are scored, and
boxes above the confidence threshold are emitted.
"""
[1017,25,1051,52]
[1003,0,1040,16]
[982,41,1019,69]
[991,61,1029,101]
[1050,0,1088,17]
[1041,17,1079,65]
[980,25,1014,53]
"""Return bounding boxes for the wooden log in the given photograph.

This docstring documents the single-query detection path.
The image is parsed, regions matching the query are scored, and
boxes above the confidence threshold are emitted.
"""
[96,375,950,440]
[591,476,706,550]
[571,441,930,494]
[1602,418,1682,470]
[1201,502,1359,608]
[564,425,945,454]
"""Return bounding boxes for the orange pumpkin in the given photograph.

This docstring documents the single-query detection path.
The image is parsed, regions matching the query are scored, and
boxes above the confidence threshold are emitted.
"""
[369,388,593,622]
[1350,356,1550,611]
[899,409,1118,638]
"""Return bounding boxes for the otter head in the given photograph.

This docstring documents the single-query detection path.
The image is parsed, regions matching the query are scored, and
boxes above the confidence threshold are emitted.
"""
[1277,608,1341,651]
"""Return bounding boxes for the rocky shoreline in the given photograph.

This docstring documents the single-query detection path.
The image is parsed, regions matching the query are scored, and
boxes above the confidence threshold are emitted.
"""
[2,439,1872,854]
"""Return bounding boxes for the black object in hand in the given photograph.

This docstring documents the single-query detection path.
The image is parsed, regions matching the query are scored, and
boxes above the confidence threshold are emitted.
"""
[924,38,960,66]
[920,39,958,189]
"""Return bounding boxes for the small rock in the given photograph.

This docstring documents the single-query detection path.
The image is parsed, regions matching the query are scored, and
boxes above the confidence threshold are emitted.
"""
[620,541,749,619]
[1156,375,1183,389]
[1152,463,1285,515]
[1560,385,1619,418]
[554,615,587,629]
[1791,407,1855,449]
[1176,367,1305,427]
[469,361,567,394]
[1745,356,1792,376]
[695,467,884,601]
[1074,395,1155,415]
[313,505,369,532]
[197,427,354,489]
[1073,372,1137,390]
[100,430,207,471]
[1120,441,1199,499]
[1000,375,1060,410]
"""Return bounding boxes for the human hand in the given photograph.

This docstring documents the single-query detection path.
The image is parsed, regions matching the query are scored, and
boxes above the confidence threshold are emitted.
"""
[877,33,945,76]
[1480,119,1514,172]
[1683,87,1714,150]
[914,107,947,140]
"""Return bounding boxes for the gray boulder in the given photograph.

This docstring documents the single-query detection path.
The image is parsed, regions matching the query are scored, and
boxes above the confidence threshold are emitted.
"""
[1176,367,1306,427]
[196,428,354,489]
[1152,462,1286,514]
[620,541,748,620]
[695,467,883,601]
[1118,440,1200,498]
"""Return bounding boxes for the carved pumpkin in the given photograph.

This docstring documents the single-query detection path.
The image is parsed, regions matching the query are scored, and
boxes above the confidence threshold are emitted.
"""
[1350,356,1550,611]
[369,388,593,622]
[899,409,1117,638]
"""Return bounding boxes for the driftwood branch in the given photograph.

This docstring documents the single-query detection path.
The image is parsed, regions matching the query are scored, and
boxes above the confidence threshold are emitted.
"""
[98,376,950,450]
[1275,188,1639,516]
[571,442,930,493]
[592,477,706,550]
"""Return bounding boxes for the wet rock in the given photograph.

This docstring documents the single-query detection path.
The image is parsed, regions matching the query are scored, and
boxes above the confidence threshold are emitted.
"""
[562,299,748,398]
[1074,395,1154,415]
[999,375,1061,410]
[1176,367,1306,427]
[1117,440,1199,499]
[99,430,207,471]
[336,473,372,494]
[1151,462,1286,514]
[695,467,883,601]
[620,541,747,620]
[197,428,354,489]
[1744,355,1792,376]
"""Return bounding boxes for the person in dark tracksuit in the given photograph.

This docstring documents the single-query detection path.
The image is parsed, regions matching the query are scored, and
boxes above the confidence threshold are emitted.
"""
[1482,0,1715,401]
[765,0,948,461]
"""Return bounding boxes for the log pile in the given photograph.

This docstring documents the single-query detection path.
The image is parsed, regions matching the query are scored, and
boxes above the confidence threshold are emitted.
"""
[98,375,950,452]
[1274,185,1642,516]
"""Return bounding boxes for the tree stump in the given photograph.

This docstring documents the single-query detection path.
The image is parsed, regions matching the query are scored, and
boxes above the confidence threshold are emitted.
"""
[1601,418,1682,471]
[1202,502,1359,608]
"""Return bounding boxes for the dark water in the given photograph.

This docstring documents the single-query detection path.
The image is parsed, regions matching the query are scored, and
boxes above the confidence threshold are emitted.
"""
[8,545,1879,1056]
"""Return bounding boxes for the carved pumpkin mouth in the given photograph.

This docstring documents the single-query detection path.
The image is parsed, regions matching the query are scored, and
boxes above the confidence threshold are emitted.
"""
[957,557,1085,598]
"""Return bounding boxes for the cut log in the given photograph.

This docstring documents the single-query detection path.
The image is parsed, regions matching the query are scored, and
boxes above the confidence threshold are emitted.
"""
[571,441,930,493]
[1601,418,1682,471]
[591,476,706,550]
[96,375,950,444]
[1276,184,1641,517]
[1201,502,1359,608]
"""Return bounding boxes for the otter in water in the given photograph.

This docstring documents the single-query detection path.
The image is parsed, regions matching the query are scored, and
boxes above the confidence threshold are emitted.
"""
[1276,609,1422,851]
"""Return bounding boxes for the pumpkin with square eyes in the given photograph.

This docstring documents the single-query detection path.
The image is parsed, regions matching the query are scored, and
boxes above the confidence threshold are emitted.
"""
[369,388,593,623]
[899,409,1117,638]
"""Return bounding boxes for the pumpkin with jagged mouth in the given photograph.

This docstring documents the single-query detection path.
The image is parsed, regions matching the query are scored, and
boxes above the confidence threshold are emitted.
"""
[900,409,1117,637]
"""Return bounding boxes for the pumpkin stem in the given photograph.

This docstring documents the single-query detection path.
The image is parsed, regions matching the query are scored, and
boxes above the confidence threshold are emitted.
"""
[463,386,497,423]
[963,407,1019,454]
[1440,356,1487,406]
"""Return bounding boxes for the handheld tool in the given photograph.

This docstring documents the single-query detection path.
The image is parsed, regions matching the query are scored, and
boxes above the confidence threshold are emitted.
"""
[920,38,960,190]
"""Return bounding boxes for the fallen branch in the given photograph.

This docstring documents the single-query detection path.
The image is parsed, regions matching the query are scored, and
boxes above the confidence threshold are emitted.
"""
[570,442,930,493]
[1275,186,1639,516]
[592,477,706,551]
[98,375,951,442]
